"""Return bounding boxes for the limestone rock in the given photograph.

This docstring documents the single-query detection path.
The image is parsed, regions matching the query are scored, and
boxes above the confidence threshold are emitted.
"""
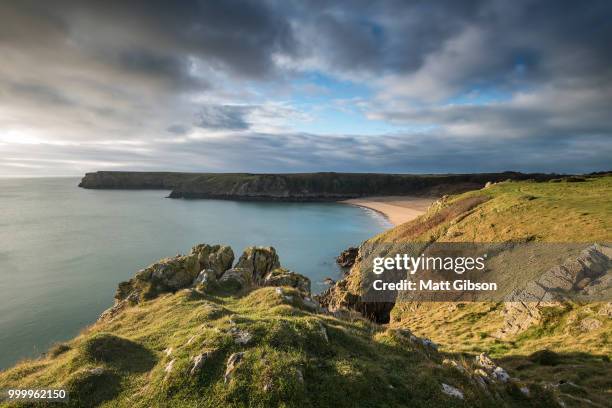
[441,383,463,399]
[498,244,611,337]
[193,269,217,291]
[262,268,311,293]
[191,244,234,277]
[323,277,336,285]
[295,368,304,383]
[164,359,175,380]
[98,291,139,322]
[150,254,200,290]
[235,246,281,284]
[218,268,253,291]
[579,317,602,332]
[190,352,213,376]
[336,247,359,269]
[475,353,496,370]
[224,352,245,383]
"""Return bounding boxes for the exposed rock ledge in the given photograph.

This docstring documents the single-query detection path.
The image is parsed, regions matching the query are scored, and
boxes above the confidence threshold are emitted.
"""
[100,244,312,321]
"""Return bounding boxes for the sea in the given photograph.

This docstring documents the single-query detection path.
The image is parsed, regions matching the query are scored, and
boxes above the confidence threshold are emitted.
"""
[0,177,388,369]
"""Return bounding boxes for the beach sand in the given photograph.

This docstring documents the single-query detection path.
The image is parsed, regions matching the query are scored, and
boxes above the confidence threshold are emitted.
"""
[342,196,435,226]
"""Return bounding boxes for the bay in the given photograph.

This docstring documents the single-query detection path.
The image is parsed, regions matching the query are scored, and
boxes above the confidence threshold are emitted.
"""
[0,177,387,369]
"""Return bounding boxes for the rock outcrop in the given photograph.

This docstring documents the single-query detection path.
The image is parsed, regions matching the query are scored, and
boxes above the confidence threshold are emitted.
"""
[498,244,611,337]
[336,247,359,269]
[113,244,235,303]
[191,244,234,277]
[235,246,281,284]
[262,268,311,293]
[100,244,312,321]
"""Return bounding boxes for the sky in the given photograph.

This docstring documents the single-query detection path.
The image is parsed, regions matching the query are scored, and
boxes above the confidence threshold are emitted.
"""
[1,0,611,176]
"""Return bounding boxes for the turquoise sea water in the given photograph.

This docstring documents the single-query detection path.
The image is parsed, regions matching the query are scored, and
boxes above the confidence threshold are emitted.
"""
[0,178,388,369]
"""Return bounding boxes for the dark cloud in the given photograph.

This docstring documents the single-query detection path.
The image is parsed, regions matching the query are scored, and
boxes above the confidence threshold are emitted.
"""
[195,105,252,131]
[116,50,206,90]
[0,0,610,176]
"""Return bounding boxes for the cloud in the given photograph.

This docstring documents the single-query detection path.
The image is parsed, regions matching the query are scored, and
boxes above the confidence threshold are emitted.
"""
[195,105,252,130]
[0,0,610,176]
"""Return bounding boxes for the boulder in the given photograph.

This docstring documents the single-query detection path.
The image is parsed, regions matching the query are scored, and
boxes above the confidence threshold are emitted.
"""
[149,254,200,290]
[262,268,311,293]
[336,247,359,269]
[421,338,438,352]
[218,268,252,291]
[191,244,234,277]
[193,269,217,291]
[235,246,281,283]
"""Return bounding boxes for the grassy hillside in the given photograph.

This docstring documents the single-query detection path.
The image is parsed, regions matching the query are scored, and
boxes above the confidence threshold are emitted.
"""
[2,175,609,407]
[326,175,612,407]
[374,175,611,243]
[0,286,555,407]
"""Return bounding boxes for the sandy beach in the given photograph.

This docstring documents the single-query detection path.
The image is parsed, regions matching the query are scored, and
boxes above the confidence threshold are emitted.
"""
[342,196,435,226]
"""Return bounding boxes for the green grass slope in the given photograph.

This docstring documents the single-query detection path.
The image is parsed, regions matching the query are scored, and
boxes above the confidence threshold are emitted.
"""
[0,286,556,407]
[372,175,612,407]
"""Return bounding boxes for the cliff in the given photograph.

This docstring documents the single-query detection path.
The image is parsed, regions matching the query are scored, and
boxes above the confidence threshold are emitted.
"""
[319,174,612,407]
[79,171,560,201]
[0,245,556,407]
[2,175,609,407]
[78,171,201,190]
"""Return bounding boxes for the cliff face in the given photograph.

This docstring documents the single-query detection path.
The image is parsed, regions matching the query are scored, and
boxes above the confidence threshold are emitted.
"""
[80,171,559,200]
[78,171,201,190]
[318,175,612,407]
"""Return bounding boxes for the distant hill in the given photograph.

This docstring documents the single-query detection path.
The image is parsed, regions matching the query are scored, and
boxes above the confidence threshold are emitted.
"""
[79,171,561,201]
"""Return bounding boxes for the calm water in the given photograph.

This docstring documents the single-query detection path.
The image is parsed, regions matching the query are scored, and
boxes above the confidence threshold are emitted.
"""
[0,178,387,369]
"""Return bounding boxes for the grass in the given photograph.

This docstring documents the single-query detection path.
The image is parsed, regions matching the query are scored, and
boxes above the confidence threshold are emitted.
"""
[0,287,557,407]
[2,175,610,407]
[376,175,612,243]
[370,175,612,407]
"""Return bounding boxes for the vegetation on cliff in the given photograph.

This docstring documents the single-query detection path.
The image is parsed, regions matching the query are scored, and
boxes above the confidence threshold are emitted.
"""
[2,174,610,407]
[320,174,612,407]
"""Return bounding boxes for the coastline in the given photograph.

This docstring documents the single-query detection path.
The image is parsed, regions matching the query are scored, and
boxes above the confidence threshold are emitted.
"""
[341,196,435,226]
